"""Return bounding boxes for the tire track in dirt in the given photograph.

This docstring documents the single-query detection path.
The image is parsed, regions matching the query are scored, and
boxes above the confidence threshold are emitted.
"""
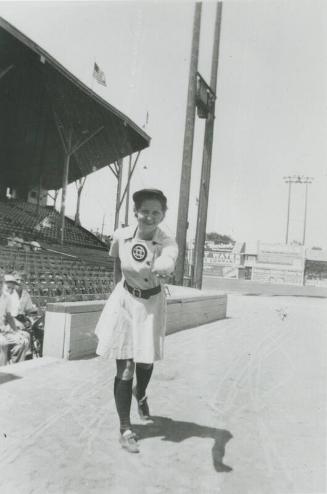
[0,368,113,466]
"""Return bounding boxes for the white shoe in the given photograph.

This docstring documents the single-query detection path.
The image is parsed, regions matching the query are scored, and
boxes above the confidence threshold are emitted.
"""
[119,430,140,453]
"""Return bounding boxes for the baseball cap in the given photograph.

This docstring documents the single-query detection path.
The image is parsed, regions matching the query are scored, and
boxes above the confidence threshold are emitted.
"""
[132,189,167,208]
[4,274,17,283]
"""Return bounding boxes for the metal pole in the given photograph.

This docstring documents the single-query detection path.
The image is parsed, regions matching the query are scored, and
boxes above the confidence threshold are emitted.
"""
[302,181,309,245]
[114,159,123,230]
[118,152,141,212]
[36,175,42,217]
[285,180,292,244]
[193,2,223,289]
[101,213,106,238]
[60,153,71,245]
[175,2,202,286]
[60,130,72,245]
[125,155,132,226]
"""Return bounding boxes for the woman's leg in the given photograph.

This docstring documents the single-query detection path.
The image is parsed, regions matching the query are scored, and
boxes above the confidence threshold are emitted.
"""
[134,362,153,419]
[115,359,135,434]
[135,363,153,400]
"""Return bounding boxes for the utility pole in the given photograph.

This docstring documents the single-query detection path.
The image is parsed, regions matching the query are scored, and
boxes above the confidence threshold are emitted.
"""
[193,2,223,289]
[175,2,202,286]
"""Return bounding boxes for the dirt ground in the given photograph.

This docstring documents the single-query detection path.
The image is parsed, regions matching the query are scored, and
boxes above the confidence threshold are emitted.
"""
[0,294,326,494]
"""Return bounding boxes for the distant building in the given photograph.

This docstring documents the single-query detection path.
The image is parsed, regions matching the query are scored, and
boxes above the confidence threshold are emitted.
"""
[197,239,327,287]
[250,242,305,285]
[304,248,327,287]
[203,242,245,278]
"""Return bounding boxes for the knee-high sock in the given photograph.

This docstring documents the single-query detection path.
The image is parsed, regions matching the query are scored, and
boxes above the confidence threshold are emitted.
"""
[114,377,133,434]
[135,364,153,400]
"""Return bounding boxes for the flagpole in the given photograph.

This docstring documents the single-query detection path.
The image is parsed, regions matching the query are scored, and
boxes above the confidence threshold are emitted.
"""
[91,59,95,91]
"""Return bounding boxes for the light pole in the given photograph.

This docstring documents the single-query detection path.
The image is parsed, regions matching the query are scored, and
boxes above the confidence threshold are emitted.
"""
[283,175,314,245]
[283,176,293,244]
[302,177,313,245]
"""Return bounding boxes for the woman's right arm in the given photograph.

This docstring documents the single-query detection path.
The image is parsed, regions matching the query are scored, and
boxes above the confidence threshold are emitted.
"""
[109,229,121,287]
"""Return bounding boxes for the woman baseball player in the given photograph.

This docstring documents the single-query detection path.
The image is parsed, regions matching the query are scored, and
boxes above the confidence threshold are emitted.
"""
[95,189,178,453]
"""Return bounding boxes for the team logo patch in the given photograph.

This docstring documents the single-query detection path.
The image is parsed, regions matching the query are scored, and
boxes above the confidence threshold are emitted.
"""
[132,244,147,262]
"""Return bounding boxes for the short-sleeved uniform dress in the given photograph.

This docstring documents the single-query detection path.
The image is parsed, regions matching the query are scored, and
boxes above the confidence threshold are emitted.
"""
[95,225,178,364]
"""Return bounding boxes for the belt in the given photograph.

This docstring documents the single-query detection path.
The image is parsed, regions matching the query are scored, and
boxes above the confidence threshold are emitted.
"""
[123,280,161,299]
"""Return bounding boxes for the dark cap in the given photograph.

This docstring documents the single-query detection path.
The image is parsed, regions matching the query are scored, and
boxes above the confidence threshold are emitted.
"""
[132,189,167,210]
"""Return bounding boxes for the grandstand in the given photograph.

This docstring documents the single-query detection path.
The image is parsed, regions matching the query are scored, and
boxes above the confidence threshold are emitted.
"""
[0,200,104,250]
[0,200,114,307]
[0,200,105,249]
[0,17,150,309]
[0,244,114,307]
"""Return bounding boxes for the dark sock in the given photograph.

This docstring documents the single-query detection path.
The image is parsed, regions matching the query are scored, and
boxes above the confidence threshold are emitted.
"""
[114,376,133,434]
[135,364,153,400]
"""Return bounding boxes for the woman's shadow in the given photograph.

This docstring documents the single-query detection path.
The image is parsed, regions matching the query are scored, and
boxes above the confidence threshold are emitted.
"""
[133,416,233,473]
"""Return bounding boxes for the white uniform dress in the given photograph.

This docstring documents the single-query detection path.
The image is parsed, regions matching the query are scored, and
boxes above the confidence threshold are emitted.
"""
[95,225,178,364]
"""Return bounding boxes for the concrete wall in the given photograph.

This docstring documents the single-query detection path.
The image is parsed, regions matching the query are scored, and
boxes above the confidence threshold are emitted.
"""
[43,292,227,360]
[203,275,327,297]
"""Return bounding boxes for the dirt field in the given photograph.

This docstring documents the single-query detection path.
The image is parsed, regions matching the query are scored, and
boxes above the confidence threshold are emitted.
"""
[0,294,326,494]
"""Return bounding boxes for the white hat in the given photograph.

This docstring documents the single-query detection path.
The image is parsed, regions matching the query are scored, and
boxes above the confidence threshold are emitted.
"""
[4,274,17,283]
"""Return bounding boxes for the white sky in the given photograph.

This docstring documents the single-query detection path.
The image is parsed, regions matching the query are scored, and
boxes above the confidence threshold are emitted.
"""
[1,0,326,247]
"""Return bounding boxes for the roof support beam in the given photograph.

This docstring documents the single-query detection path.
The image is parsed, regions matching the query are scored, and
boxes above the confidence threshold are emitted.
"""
[113,151,140,230]
[52,109,71,245]
[52,105,105,244]
[70,125,104,156]
[0,64,14,81]
[59,128,73,245]
[124,155,132,226]
[108,163,119,178]
[118,151,140,212]
[114,159,123,230]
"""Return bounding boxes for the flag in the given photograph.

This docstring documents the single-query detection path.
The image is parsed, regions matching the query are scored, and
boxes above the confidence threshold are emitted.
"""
[142,111,149,129]
[93,62,107,86]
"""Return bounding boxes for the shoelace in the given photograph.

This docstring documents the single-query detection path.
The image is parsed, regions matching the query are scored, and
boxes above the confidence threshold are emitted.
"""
[122,430,138,440]
[127,433,137,440]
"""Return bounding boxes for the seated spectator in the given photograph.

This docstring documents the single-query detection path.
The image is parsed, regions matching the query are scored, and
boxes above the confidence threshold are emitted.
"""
[11,272,37,317]
[7,232,24,249]
[7,232,17,248]
[0,274,30,366]
[29,240,41,252]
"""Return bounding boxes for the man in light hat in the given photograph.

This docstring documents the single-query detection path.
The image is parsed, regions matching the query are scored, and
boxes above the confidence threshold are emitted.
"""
[9,272,37,320]
[0,274,30,365]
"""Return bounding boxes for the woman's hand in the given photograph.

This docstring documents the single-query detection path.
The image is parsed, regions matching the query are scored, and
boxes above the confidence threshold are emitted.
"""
[151,256,174,278]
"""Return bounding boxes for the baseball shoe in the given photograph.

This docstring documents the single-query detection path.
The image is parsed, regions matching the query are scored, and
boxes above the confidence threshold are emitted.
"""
[119,430,140,453]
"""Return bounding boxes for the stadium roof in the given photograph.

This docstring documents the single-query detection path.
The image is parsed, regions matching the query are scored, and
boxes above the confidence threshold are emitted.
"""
[0,17,151,191]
